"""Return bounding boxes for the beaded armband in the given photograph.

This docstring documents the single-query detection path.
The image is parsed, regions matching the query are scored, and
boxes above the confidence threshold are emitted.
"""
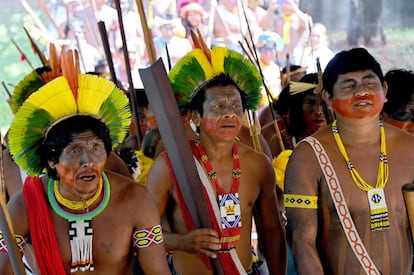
[133,225,163,249]
[0,232,28,253]
[284,194,318,209]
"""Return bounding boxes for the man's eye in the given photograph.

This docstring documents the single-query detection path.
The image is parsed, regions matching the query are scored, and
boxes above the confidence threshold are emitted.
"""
[94,144,103,151]
[342,84,355,91]
[70,148,79,154]
[364,82,378,89]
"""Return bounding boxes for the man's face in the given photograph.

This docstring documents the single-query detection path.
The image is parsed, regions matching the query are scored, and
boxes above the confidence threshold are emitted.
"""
[198,85,244,141]
[302,93,327,135]
[383,93,414,133]
[50,130,107,197]
[331,70,386,119]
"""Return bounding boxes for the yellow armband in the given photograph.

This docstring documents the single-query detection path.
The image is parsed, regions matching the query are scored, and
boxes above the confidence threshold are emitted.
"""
[284,194,318,209]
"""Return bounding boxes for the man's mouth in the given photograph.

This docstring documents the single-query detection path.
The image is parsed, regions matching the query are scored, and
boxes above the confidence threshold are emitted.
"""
[79,174,97,182]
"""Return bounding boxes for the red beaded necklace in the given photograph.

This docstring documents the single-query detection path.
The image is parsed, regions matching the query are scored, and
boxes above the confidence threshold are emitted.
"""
[194,139,242,250]
[194,139,241,194]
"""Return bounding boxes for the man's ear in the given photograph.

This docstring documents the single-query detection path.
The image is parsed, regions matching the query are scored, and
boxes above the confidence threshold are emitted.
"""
[48,160,56,169]
[190,111,201,127]
[382,81,388,101]
[322,89,332,108]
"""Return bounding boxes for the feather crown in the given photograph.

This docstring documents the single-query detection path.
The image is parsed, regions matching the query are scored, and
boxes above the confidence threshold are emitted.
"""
[8,49,131,176]
[168,30,262,115]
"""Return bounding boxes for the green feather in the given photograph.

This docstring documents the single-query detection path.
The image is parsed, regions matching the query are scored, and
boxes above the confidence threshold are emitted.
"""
[10,70,45,114]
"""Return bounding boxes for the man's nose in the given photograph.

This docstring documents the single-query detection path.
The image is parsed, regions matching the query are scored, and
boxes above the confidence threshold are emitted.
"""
[80,150,95,167]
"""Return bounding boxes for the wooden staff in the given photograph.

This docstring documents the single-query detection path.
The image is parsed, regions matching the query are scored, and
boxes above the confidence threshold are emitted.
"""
[97,21,118,84]
[134,0,156,64]
[114,0,143,146]
[402,183,414,243]
[0,136,26,275]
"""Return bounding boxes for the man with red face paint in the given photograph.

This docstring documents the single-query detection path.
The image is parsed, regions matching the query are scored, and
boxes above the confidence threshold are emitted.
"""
[284,48,414,274]
[382,68,414,134]
[147,45,287,275]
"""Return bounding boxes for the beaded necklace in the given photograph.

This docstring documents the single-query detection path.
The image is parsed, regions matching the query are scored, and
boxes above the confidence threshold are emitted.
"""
[54,177,103,211]
[47,172,111,272]
[332,120,390,230]
[47,172,110,221]
[194,139,241,194]
[194,139,242,250]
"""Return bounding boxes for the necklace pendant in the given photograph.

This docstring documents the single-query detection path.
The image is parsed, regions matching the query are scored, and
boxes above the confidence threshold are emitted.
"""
[218,192,242,250]
[367,188,390,231]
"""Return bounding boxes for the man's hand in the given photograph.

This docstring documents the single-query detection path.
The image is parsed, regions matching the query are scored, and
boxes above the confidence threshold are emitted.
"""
[183,229,221,258]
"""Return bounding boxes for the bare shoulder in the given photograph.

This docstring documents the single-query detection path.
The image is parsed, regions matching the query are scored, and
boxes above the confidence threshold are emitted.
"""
[237,141,271,166]
[104,170,160,227]
[385,123,414,146]
[105,170,153,206]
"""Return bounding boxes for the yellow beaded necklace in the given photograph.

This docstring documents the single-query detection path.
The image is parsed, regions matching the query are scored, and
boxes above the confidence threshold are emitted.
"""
[332,120,390,230]
[332,120,389,190]
[54,177,103,211]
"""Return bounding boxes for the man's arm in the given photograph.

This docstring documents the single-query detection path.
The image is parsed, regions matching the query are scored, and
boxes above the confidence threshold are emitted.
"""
[146,156,221,258]
[0,193,28,274]
[131,184,171,274]
[284,143,323,274]
[254,153,287,275]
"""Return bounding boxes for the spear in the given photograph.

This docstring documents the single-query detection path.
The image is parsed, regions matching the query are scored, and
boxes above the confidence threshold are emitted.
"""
[240,1,285,151]
[97,21,118,84]
[114,0,143,147]
[0,135,26,274]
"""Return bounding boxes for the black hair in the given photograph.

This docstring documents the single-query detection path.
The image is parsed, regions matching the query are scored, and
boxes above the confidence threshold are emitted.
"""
[383,68,414,115]
[40,115,112,179]
[189,73,248,117]
[323,48,385,97]
[287,73,319,137]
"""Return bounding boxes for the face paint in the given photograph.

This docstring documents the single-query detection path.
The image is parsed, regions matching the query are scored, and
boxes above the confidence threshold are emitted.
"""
[303,111,326,135]
[54,130,107,198]
[332,93,385,119]
[201,116,242,140]
[200,85,244,140]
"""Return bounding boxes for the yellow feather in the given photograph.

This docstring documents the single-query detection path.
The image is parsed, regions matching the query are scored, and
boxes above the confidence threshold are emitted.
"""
[289,81,318,95]
[27,77,77,119]
[77,74,114,114]
[191,49,214,80]
[211,47,226,75]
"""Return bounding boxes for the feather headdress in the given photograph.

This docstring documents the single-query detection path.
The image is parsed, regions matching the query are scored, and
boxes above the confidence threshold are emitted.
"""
[8,49,131,176]
[168,30,262,115]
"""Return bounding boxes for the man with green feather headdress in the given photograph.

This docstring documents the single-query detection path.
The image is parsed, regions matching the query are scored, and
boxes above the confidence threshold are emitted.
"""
[146,39,287,274]
[0,49,171,274]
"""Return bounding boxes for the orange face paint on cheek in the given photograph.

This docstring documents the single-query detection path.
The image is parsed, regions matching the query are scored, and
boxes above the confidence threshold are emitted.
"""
[201,117,241,139]
[332,93,385,119]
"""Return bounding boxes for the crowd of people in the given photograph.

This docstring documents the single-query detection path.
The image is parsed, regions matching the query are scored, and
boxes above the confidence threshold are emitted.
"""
[0,0,413,274]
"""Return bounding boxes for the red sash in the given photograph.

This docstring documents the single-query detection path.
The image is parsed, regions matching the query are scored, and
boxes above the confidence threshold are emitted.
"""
[22,176,66,274]
[161,151,242,274]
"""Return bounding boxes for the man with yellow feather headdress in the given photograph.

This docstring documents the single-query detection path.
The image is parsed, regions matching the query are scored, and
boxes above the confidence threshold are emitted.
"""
[146,35,287,274]
[0,49,170,274]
